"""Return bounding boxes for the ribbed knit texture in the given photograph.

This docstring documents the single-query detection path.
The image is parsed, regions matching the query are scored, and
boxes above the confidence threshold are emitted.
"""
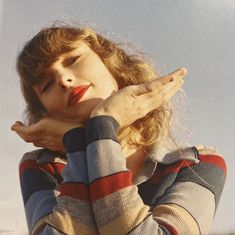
[19,115,226,235]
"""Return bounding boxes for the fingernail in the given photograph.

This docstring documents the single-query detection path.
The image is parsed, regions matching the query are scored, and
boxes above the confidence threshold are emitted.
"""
[180,68,187,75]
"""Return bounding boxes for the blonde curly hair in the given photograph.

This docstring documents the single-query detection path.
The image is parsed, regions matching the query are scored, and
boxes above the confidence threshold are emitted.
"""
[16,23,187,151]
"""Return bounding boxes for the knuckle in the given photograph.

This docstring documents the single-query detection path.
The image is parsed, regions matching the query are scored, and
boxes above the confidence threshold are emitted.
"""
[25,138,31,143]
[140,104,149,115]
[145,83,155,92]
[123,86,133,92]
[34,143,40,147]
[157,86,163,93]
[34,141,43,148]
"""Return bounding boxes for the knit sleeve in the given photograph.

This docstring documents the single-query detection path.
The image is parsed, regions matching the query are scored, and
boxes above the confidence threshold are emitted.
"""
[149,146,227,234]
[84,115,160,234]
[82,115,226,235]
[19,127,98,235]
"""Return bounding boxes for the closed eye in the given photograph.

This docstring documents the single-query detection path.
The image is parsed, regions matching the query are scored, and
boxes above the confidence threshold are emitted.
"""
[64,55,80,67]
[42,80,53,92]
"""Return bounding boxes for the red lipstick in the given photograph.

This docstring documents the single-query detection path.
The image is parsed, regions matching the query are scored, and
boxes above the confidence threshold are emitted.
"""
[68,85,90,106]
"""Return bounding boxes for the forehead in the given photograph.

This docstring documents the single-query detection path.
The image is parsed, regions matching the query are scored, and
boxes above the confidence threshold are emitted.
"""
[53,41,90,64]
[37,41,91,77]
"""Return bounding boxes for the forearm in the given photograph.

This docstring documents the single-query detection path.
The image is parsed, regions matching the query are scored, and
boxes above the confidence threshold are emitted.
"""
[84,115,227,235]
[85,116,155,235]
[19,127,97,235]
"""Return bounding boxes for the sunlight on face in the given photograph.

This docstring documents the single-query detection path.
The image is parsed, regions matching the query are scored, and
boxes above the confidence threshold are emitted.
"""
[34,42,118,122]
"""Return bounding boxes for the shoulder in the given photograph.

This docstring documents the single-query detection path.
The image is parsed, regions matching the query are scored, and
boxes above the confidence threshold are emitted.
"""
[195,144,219,155]
[19,149,67,190]
[194,144,227,174]
[19,149,67,165]
[150,144,226,205]
[149,144,227,192]
[19,149,44,166]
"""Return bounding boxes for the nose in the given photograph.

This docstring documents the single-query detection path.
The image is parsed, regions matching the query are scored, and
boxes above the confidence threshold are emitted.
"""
[57,73,74,90]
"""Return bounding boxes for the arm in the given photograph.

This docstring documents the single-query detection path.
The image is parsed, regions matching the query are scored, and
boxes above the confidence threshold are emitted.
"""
[85,115,154,235]
[146,145,226,234]
[17,68,194,234]
[84,115,226,234]
[19,127,98,235]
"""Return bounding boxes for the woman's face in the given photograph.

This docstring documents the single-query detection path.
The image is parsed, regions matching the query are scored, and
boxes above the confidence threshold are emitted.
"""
[33,42,118,122]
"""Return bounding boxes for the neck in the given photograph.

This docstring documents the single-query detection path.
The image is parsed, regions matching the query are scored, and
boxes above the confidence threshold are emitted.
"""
[123,145,148,180]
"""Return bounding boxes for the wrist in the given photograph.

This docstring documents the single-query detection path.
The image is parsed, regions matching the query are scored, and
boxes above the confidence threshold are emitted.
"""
[90,110,106,118]
[86,115,120,145]
[90,109,109,118]
[63,127,86,152]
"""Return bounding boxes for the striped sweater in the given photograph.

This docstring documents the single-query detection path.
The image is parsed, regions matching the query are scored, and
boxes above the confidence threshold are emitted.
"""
[19,115,226,235]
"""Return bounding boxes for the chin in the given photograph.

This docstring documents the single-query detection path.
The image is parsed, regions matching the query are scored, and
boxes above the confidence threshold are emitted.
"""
[70,97,102,121]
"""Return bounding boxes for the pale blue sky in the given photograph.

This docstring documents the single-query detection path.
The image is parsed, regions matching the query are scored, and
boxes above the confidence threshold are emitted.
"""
[0,1,234,234]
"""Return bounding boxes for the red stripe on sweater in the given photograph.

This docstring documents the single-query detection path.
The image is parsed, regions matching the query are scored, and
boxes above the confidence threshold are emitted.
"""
[19,160,54,176]
[199,154,227,175]
[19,160,65,177]
[90,171,132,202]
[53,163,65,175]
[59,183,90,201]
[159,222,178,235]
[150,154,226,184]
[163,160,194,176]
[150,160,194,184]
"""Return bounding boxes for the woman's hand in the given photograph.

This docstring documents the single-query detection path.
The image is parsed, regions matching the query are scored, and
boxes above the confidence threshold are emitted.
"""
[90,68,187,128]
[11,118,84,152]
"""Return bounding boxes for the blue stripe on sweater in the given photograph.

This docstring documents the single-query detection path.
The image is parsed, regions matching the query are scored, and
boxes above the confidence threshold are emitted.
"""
[63,127,86,153]
[25,189,59,233]
[62,151,88,183]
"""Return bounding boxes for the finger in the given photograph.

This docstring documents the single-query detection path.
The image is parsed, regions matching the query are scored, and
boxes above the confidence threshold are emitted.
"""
[13,129,32,142]
[166,67,187,81]
[11,122,35,135]
[132,68,187,96]
[11,123,38,142]
[11,121,24,131]
[143,78,184,112]
[154,79,184,107]
[150,67,187,87]
[131,80,165,96]
[140,74,182,100]
[11,123,29,135]
[158,78,184,105]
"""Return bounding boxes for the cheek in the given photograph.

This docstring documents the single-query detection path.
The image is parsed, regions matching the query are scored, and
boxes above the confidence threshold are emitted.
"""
[42,96,64,115]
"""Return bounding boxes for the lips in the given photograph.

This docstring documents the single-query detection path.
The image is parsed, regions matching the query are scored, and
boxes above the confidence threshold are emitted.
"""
[68,85,91,106]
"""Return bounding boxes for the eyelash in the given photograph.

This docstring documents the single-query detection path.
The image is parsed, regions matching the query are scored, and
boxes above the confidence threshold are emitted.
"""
[68,55,80,66]
[42,80,53,92]
[41,56,80,93]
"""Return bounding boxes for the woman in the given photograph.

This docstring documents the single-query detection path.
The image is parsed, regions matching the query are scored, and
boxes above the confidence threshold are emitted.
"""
[12,25,226,235]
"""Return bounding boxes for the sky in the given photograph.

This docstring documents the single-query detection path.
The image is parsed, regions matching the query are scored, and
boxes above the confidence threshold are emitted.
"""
[0,0,234,234]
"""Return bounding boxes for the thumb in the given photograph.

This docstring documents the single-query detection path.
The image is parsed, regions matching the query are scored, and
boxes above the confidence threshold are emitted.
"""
[11,121,25,131]
[11,121,33,137]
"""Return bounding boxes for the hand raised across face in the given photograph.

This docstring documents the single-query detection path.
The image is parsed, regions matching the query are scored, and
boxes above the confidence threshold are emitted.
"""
[90,68,187,128]
[11,68,186,151]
